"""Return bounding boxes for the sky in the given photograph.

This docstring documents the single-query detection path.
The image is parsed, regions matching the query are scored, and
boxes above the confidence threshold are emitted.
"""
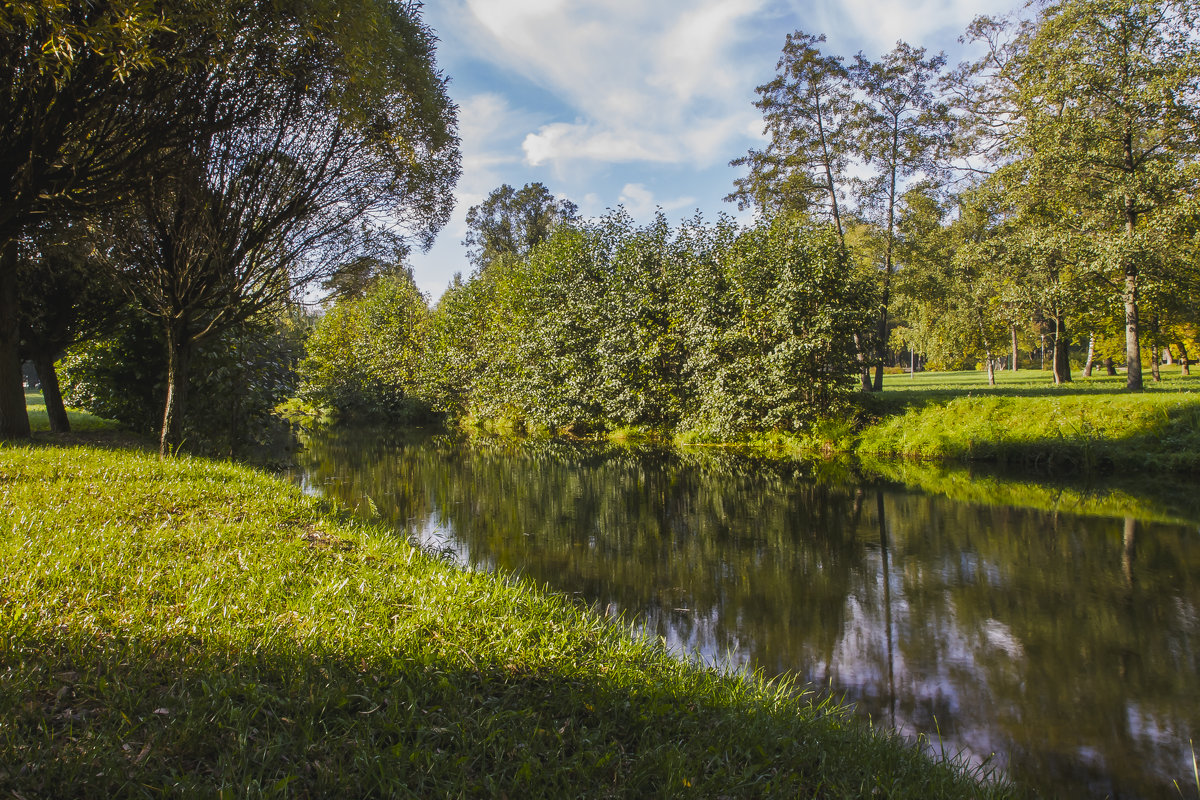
[407,0,1016,301]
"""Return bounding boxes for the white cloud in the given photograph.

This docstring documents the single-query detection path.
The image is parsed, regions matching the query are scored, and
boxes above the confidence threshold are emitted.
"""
[798,0,1014,55]
[617,183,697,220]
[457,0,767,171]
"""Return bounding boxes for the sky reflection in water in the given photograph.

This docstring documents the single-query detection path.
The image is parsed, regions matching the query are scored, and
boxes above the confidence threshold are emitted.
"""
[295,428,1200,799]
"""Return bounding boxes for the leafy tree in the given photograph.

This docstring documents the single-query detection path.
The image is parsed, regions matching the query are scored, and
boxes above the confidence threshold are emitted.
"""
[960,0,1200,390]
[462,182,578,270]
[17,222,126,432]
[727,32,853,233]
[850,43,950,389]
[298,270,431,421]
[100,0,459,453]
[681,217,875,436]
[0,0,230,438]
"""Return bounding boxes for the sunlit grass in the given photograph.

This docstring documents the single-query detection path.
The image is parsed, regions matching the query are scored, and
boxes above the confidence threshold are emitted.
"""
[0,432,1015,797]
[25,390,119,434]
[855,369,1200,471]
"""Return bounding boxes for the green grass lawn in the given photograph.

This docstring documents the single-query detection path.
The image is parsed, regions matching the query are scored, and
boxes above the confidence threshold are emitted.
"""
[26,390,122,435]
[0,424,1012,797]
[852,368,1200,472]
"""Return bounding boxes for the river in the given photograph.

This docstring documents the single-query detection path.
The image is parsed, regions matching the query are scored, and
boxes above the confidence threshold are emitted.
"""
[293,427,1200,799]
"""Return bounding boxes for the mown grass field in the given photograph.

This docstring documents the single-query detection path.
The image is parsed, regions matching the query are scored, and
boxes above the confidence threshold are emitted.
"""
[853,368,1200,473]
[0,404,1012,798]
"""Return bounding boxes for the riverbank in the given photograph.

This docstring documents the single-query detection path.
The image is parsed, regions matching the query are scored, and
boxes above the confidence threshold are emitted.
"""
[0,422,1011,797]
[852,369,1200,472]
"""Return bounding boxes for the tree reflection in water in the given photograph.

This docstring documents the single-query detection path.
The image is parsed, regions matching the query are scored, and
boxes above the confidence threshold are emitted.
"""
[295,428,1200,799]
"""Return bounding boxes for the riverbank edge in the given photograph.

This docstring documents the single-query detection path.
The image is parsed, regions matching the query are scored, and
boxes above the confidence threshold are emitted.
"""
[501,389,1200,477]
[0,433,1014,798]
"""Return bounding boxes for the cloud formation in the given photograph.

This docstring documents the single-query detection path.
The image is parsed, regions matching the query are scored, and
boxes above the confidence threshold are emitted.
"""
[456,0,769,171]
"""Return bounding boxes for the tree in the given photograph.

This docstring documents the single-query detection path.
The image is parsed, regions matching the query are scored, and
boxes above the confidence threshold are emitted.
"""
[727,32,853,235]
[298,270,431,420]
[17,222,126,432]
[100,0,459,453]
[850,43,949,390]
[0,0,244,438]
[961,0,1200,391]
[462,182,578,270]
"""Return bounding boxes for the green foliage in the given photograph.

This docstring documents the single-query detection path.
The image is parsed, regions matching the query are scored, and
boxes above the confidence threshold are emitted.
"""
[684,217,874,436]
[298,271,432,422]
[59,309,308,454]
[426,212,874,437]
[463,182,578,270]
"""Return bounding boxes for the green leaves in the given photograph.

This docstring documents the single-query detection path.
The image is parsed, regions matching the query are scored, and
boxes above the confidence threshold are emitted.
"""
[425,212,873,438]
[299,271,431,422]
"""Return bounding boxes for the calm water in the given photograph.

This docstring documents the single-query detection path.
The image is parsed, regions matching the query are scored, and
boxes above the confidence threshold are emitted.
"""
[294,428,1200,799]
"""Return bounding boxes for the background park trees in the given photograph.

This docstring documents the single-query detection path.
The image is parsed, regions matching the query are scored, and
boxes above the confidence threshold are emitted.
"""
[731,0,1200,391]
[20,0,1200,448]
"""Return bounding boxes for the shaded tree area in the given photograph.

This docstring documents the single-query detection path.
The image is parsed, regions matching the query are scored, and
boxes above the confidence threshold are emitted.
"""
[9,0,460,453]
[16,222,126,432]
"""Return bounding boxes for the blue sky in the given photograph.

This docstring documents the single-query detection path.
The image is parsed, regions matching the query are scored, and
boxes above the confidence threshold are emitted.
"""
[408,0,1014,300]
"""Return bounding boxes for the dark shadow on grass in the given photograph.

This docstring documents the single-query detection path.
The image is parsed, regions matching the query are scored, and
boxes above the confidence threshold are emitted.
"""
[0,629,1006,799]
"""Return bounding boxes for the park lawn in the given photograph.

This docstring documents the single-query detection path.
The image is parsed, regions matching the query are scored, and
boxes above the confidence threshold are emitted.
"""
[853,368,1200,472]
[26,390,123,436]
[0,430,1012,797]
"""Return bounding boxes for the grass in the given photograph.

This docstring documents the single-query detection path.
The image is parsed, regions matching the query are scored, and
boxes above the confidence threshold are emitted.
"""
[0,417,1014,797]
[852,368,1200,472]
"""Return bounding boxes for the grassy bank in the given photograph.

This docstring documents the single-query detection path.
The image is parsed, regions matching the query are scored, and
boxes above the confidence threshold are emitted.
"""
[851,369,1200,473]
[0,433,1010,797]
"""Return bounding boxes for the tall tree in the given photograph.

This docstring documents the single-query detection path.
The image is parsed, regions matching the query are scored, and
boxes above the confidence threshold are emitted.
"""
[462,182,578,270]
[102,0,459,454]
[727,32,853,238]
[0,0,237,438]
[851,43,949,390]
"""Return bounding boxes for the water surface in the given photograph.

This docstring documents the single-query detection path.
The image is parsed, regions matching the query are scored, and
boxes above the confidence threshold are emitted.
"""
[295,428,1200,799]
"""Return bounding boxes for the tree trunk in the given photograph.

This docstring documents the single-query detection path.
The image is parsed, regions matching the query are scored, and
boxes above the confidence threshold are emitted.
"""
[853,332,871,391]
[872,309,887,391]
[1011,324,1019,371]
[1164,346,1174,365]
[1105,357,1116,376]
[1083,332,1095,377]
[1149,315,1161,382]
[0,240,31,439]
[160,320,193,456]
[1124,264,1142,390]
[1180,342,1191,376]
[872,159,899,394]
[1052,314,1071,384]
[33,352,70,433]
[1123,133,1142,390]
